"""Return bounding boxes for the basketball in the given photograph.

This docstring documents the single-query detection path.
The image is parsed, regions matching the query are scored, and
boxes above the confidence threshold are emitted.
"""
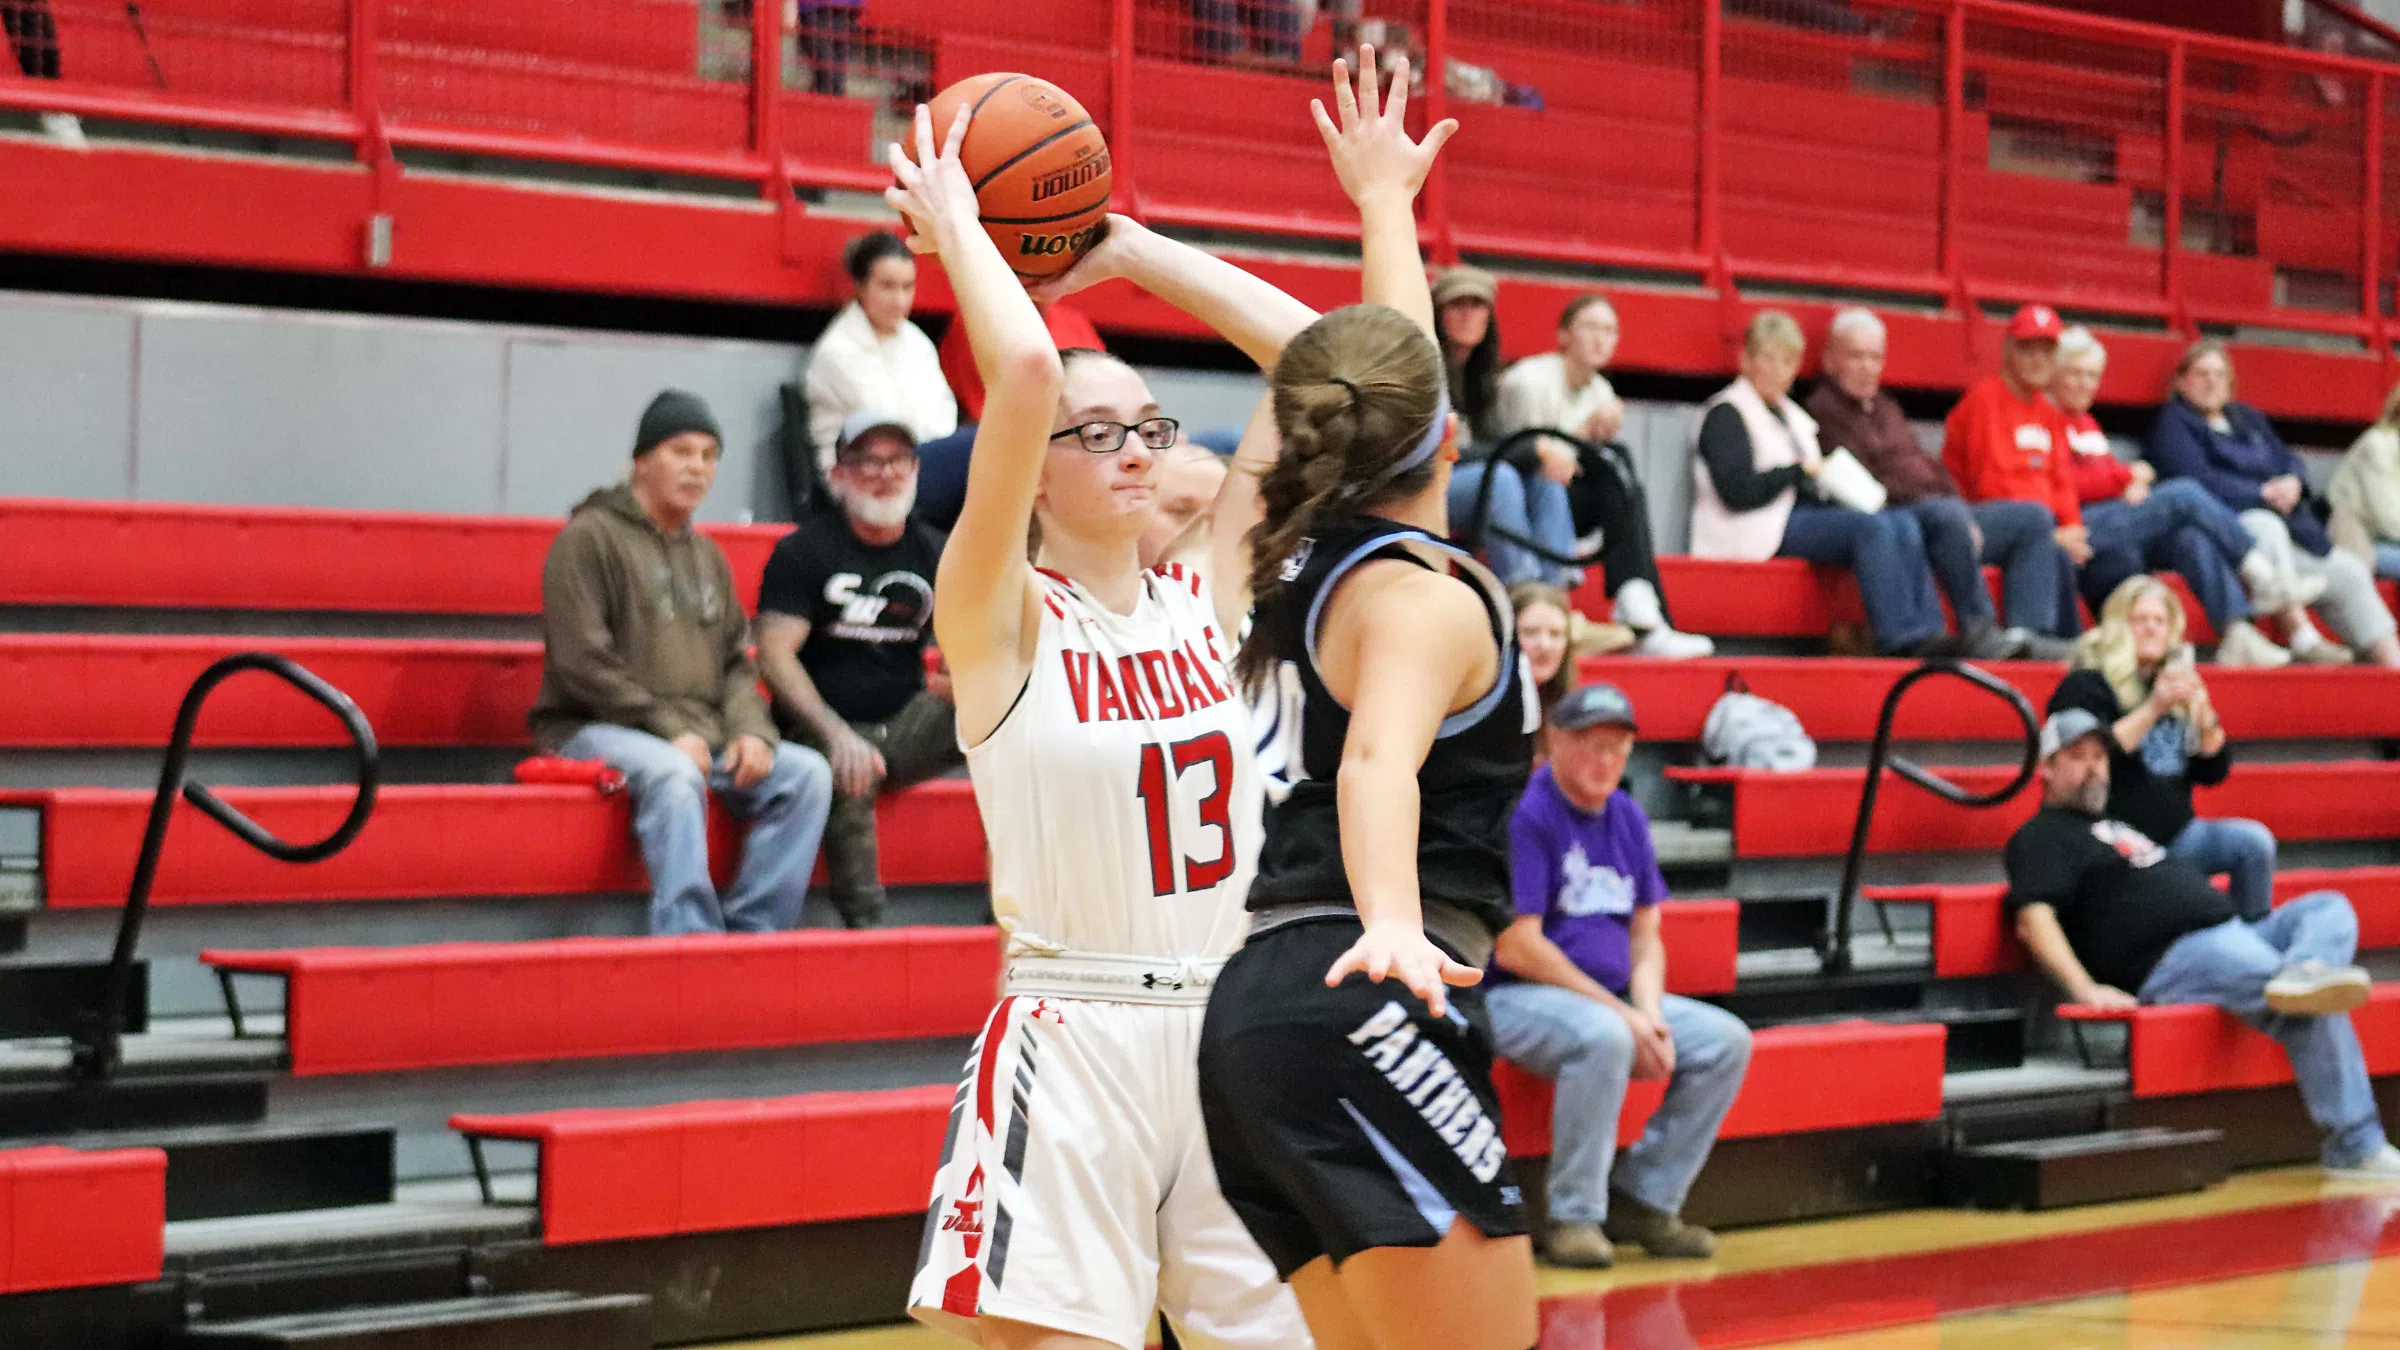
[918,72,1112,282]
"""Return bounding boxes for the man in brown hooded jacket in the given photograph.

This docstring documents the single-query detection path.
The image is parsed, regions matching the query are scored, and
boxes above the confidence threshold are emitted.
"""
[532,389,833,934]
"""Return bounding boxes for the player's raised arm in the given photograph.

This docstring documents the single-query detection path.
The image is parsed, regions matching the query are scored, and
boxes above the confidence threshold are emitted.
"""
[887,105,1062,740]
[1209,46,1461,635]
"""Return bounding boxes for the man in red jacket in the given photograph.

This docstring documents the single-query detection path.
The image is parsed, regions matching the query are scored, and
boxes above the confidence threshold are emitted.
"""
[1940,304,2088,655]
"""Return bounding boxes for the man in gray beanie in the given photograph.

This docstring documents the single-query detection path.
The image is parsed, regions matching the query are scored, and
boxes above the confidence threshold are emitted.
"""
[530,389,834,934]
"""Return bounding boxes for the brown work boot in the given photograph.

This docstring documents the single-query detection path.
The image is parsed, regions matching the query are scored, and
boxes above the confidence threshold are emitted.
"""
[1540,1220,1614,1269]
[1603,1193,1717,1259]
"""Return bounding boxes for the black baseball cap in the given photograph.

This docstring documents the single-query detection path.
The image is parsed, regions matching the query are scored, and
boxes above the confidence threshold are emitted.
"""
[1551,682,1638,733]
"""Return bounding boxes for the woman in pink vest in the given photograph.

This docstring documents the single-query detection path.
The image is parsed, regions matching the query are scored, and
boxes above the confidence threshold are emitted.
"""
[1688,311,1955,656]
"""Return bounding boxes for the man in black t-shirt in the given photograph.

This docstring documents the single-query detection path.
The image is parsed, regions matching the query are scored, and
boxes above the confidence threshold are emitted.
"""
[757,411,959,928]
[2006,709,2398,1177]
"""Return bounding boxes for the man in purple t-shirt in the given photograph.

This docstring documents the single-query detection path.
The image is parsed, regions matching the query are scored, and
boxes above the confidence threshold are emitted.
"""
[1488,683,1754,1269]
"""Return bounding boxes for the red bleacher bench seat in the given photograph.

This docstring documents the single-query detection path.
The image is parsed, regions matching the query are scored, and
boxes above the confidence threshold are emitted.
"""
[1666,761,2400,859]
[0,1146,166,1293]
[451,1085,951,1245]
[203,926,1000,1075]
[1658,899,1739,997]
[1872,868,2400,981]
[1579,656,2400,744]
[1492,1020,1946,1160]
[2058,984,2400,1099]
[0,498,788,616]
[0,634,544,749]
[10,777,984,908]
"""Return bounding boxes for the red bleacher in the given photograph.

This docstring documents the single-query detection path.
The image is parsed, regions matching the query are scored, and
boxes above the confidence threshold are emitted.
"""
[452,1085,951,1245]
[1492,1020,1948,1161]
[1579,656,2400,744]
[203,927,1000,1075]
[0,1147,166,1294]
[1869,867,2400,981]
[1668,762,2400,859]
[2060,984,2400,1100]
[14,777,986,908]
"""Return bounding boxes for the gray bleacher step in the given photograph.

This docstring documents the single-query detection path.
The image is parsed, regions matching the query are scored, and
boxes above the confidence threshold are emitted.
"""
[167,1290,650,1349]
[23,1118,395,1221]
[1759,1005,2026,1073]
[1650,821,1733,869]
[0,1015,284,1081]
[1941,1126,2227,1211]
[168,1183,536,1265]
[1943,1058,2130,1106]
[1732,933,1930,981]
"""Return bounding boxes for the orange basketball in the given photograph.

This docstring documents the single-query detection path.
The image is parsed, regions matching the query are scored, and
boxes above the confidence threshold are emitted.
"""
[918,72,1112,282]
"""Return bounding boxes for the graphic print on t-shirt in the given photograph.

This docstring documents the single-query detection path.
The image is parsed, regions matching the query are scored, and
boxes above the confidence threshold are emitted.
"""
[821,569,933,644]
[1554,844,1638,918]
[2090,819,2166,867]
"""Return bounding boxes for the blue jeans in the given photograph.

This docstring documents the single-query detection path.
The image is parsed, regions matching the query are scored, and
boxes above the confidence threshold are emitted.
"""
[2170,815,2279,922]
[2138,890,2389,1167]
[558,723,834,936]
[1485,984,1753,1224]
[2083,479,2257,628]
[1776,502,1948,653]
[1450,460,1581,588]
[2374,541,2400,581]
[1888,497,1995,628]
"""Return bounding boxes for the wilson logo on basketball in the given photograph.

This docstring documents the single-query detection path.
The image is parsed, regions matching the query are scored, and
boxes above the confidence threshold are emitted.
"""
[1031,151,1111,203]
[1019,223,1108,258]
[1015,85,1072,119]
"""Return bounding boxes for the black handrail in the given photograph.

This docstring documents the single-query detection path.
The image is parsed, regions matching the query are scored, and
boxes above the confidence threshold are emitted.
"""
[1457,426,1629,571]
[69,653,378,1079]
[1819,658,2039,976]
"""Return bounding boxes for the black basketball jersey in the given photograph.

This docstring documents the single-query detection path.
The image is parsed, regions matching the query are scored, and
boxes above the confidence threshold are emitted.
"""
[1246,514,1539,935]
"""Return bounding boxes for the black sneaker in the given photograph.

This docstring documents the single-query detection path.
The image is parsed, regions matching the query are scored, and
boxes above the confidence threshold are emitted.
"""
[1960,624,2028,662]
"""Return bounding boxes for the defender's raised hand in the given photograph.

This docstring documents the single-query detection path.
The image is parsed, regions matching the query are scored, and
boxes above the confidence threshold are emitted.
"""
[1312,44,1458,211]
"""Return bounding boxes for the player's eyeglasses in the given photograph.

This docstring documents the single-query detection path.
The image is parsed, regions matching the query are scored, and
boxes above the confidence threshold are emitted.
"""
[1048,417,1179,455]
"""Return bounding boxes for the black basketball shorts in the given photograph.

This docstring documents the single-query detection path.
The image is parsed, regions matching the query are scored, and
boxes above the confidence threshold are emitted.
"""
[1197,916,1528,1278]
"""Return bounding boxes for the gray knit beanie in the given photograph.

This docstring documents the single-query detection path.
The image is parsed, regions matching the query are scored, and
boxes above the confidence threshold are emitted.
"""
[633,389,721,459]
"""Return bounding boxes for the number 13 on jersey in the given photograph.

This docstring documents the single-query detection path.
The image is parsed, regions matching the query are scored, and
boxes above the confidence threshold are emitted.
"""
[1133,732,1235,898]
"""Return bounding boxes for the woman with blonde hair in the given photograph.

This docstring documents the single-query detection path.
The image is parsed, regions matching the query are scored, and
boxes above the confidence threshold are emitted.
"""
[2047,574,2279,920]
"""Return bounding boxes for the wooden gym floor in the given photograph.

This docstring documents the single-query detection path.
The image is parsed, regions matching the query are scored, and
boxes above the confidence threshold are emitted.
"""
[717,1166,2400,1348]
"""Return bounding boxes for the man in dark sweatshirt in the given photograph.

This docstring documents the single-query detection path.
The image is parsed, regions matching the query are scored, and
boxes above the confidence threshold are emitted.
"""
[531,389,833,935]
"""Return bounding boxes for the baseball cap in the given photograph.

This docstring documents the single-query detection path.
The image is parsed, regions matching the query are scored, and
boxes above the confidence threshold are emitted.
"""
[2006,304,2064,342]
[2038,708,2107,761]
[837,411,917,458]
[1551,682,1639,734]
[1431,265,1498,309]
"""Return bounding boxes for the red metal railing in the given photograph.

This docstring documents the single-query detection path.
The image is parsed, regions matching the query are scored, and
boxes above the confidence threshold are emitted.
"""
[0,0,2392,348]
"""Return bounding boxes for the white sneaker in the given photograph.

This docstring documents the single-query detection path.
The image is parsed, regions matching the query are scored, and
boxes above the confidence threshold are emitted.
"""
[2326,1143,2400,1181]
[2214,620,2292,668]
[39,112,87,148]
[1635,627,1714,659]
[2240,550,2328,613]
[2264,959,2372,1016]
[1611,579,1668,634]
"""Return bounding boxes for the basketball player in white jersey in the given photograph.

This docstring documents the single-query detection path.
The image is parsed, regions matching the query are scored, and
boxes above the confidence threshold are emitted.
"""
[888,55,1448,1350]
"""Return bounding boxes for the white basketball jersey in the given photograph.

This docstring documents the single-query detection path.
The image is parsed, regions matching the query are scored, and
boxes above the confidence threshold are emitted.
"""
[966,563,1260,961]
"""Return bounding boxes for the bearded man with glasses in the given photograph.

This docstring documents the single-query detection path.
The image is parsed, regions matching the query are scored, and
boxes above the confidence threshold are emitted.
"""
[757,410,962,928]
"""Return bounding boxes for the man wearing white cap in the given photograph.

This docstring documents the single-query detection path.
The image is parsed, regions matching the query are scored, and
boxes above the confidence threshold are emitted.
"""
[2006,708,2400,1178]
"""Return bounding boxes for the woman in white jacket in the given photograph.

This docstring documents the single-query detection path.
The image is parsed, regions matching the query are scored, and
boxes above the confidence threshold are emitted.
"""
[2332,381,2400,583]
[805,230,958,471]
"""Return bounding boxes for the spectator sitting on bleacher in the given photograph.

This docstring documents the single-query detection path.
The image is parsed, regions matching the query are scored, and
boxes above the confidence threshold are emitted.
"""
[1936,304,2087,660]
[2049,575,2279,922]
[1492,292,1711,657]
[1488,683,1753,1269]
[2329,380,2400,584]
[2054,327,2292,669]
[1135,438,1228,570]
[1435,265,1502,442]
[1690,310,1959,658]
[1509,580,1632,763]
[2149,340,2400,668]
[755,412,959,930]
[531,390,836,935]
[1805,307,2036,662]
[2006,708,2400,1179]
[805,231,957,475]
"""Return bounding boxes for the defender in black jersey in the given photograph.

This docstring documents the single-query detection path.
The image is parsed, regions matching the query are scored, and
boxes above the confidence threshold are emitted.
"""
[1201,516,1539,1277]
